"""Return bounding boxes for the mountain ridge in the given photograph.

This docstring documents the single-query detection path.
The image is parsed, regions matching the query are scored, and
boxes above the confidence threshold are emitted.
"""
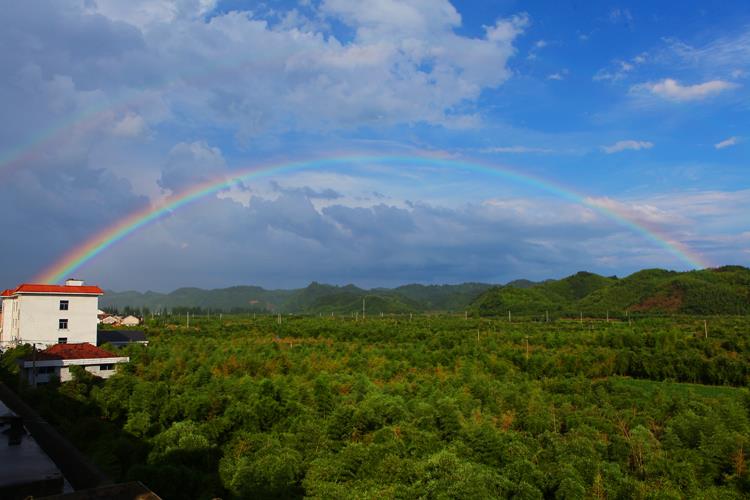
[99,266,750,315]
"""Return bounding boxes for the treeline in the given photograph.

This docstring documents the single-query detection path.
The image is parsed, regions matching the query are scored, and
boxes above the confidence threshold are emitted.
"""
[2,315,749,499]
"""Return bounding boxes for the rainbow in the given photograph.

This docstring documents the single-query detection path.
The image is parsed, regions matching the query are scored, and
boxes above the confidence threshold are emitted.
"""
[36,155,709,283]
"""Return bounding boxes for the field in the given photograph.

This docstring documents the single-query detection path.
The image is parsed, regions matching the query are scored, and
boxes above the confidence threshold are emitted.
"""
[3,314,750,499]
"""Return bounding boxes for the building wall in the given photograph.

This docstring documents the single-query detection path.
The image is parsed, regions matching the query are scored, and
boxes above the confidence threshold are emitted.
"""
[17,294,99,346]
[22,362,123,384]
[121,316,140,326]
[1,297,19,345]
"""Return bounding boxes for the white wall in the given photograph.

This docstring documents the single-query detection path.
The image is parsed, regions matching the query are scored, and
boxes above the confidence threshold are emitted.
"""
[17,294,99,346]
[1,297,19,345]
[22,358,127,384]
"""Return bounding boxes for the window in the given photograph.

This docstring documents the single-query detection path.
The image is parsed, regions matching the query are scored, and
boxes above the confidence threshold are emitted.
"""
[38,366,55,374]
[58,337,67,344]
[58,319,68,330]
[100,364,114,371]
[59,300,69,311]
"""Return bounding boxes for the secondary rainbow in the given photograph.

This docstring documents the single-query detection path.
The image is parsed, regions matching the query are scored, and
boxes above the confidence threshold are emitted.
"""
[36,155,709,283]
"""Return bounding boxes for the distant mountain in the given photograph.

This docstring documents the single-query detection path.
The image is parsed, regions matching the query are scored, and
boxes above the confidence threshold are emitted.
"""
[471,266,750,316]
[100,281,495,314]
[100,266,750,315]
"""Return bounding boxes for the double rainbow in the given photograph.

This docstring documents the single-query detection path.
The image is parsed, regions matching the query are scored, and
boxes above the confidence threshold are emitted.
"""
[35,155,708,283]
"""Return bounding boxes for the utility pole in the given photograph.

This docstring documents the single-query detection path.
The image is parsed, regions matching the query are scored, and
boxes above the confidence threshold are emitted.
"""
[508,310,511,323]
[704,319,708,339]
[32,344,37,388]
[186,311,190,328]
[525,336,529,360]
[362,297,366,320]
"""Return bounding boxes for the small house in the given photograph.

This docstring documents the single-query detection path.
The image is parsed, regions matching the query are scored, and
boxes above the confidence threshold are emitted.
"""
[18,343,129,385]
[121,315,141,326]
[100,315,122,325]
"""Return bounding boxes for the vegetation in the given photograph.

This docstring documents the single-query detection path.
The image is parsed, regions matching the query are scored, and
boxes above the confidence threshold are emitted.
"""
[473,266,750,317]
[100,266,750,317]
[2,312,750,499]
[100,282,494,315]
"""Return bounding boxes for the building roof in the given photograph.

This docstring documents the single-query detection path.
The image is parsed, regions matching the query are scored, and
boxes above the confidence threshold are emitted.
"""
[97,330,147,345]
[28,343,120,361]
[5,284,104,296]
[1,289,13,297]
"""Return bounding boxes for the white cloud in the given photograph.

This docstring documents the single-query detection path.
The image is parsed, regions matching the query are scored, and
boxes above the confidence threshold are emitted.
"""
[586,196,686,226]
[609,8,633,23]
[663,29,750,72]
[715,136,740,149]
[111,112,148,138]
[1,2,531,150]
[84,0,218,28]
[547,69,568,81]
[593,53,646,82]
[601,140,654,154]
[634,78,738,101]
[485,12,530,43]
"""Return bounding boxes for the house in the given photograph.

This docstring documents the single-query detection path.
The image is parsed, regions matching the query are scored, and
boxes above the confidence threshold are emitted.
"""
[97,330,148,347]
[99,315,122,325]
[18,343,129,385]
[1,279,103,348]
[96,309,106,324]
[121,315,141,326]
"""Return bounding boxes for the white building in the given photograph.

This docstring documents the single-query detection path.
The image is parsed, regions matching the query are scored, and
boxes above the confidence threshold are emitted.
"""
[18,343,129,385]
[100,315,122,325]
[121,315,141,326]
[1,279,104,348]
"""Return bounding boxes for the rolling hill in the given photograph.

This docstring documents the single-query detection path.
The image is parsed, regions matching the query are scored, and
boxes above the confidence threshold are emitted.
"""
[99,266,750,316]
[472,266,750,316]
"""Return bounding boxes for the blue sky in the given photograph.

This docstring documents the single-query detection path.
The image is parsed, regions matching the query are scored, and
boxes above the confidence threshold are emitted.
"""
[0,1,748,290]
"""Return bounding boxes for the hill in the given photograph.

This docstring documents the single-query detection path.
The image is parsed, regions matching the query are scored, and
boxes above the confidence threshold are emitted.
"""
[471,266,750,316]
[99,266,750,316]
[100,281,494,314]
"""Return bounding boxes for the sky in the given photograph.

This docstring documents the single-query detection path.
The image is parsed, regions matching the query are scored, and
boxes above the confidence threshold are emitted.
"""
[1,0,748,291]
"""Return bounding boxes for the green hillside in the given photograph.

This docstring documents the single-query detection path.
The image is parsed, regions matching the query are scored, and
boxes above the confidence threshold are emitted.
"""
[472,266,750,316]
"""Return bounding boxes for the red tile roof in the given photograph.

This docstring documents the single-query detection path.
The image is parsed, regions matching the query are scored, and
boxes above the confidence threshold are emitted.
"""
[33,343,120,361]
[1,289,12,297]
[9,284,103,295]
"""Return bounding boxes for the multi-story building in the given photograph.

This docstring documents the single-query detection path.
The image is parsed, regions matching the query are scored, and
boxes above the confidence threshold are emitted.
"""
[1,279,104,348]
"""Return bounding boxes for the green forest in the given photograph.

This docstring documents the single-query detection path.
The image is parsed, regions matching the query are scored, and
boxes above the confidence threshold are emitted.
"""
[2,312,750,499]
